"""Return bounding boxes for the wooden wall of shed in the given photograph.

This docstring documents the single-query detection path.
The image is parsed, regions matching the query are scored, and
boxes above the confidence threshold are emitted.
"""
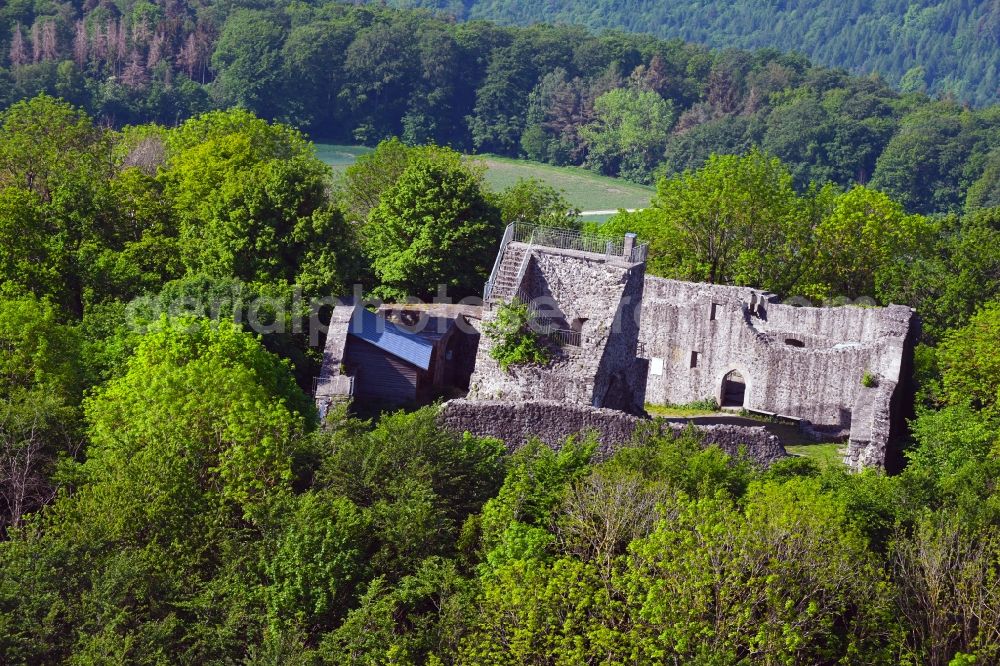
[344,337,421,406]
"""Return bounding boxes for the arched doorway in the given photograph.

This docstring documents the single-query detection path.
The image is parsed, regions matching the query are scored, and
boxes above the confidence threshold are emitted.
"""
[721,370,746,407]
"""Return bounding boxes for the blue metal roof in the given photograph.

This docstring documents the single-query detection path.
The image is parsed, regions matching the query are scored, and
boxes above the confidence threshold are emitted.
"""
[348,307,435,370]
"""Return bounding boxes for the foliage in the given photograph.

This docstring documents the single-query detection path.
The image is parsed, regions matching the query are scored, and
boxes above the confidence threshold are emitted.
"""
[935,302,1000,419]
[0,7,999,664]
[162,109,351,297]
[382,0,1000,106]
[85,320,311,509]
[580,86,674,183]
[603,151,805,289]
[0,3,997,215]
[483,300,552,371]
[362,145,503,300]
[494,177,581,228]
[0,289,81,531]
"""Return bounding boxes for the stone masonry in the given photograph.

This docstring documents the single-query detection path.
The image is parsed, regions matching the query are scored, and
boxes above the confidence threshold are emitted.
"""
[468,237,648,415]
[638,277,917,469]
[439,399,788,468]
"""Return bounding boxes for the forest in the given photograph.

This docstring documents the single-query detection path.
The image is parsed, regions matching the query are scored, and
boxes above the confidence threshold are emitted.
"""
[1,1,1000,664]
[0,87,998,663]
[384,0,1000,106]
[1,1,999,215]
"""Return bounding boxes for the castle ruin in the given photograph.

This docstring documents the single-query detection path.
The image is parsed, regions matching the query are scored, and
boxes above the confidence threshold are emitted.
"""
[316,223,917,470]
[455,223,917,470]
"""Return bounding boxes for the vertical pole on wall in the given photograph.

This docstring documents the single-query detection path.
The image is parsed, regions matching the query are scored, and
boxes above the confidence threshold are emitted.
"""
[624,233,636,261]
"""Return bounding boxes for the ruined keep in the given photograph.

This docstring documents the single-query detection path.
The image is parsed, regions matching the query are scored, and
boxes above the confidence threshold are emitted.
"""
[466,224,649,415]
[638,278,918,469]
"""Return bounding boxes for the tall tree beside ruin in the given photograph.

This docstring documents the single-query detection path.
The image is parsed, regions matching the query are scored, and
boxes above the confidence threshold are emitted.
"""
[162,109,349,295]
[603,150,802,288]
[363,147,503,300]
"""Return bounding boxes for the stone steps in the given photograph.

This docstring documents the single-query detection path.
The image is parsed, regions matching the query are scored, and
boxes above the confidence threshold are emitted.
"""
[489,244,527,302]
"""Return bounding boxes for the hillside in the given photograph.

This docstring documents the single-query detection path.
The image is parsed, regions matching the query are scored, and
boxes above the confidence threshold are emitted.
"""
[1,1,997,216]
[391,0,1000,106]
[318,145,654,215]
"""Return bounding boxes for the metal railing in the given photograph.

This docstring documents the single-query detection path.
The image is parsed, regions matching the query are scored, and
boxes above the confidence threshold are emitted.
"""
[511,223,623,256]
[312,375,355,398]
[549,329,582,347]
[484,223,650,300]
[483,223,515,301]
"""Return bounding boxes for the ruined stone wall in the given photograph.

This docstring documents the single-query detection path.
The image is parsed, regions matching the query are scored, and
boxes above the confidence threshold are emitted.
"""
[639,277,913,430]
[638,277,917,469]
[468,247,646,413]
[762,303,885,343]
[439,399,787,468]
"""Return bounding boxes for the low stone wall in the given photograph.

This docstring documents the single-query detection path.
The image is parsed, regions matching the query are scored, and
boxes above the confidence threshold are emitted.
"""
[439,399,787,468]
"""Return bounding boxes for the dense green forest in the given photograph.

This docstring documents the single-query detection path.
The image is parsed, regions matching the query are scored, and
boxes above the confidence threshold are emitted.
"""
[1,88,999,662]
[1,1,999,214]
[380,0,1000,106]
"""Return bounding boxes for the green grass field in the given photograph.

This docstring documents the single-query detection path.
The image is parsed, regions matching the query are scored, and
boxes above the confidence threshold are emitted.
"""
[315,144,654,217]
[785,443,847,470]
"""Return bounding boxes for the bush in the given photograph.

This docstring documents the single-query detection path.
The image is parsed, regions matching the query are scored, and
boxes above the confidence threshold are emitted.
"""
[861,370,878,388]
[483,300,551,371]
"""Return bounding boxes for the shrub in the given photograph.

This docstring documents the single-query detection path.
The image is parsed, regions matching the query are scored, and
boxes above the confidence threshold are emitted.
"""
[483,300,551,371]
[861,371,878,388]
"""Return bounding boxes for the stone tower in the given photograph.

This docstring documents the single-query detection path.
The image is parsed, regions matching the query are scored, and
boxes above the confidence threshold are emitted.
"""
[467,224,649,415]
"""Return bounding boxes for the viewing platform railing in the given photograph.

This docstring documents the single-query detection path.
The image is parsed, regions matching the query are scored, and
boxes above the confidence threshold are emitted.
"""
[312,375,355,398]
[549,328,582,347]
[484,222,648,301]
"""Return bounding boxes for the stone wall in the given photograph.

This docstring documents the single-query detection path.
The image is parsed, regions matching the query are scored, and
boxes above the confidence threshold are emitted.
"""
[638,277,917,469]
[439,399,788,468]
[468,245,647,414]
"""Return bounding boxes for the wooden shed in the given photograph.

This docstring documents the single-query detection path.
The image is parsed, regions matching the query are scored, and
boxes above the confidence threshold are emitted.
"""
[341,307,477,407]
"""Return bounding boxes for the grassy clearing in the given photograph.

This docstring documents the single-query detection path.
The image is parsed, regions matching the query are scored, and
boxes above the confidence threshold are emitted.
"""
[646,404,722,418]
[314,144,654,215]
[469,154,654,212]
[315,144,372,169]
[785,443,847,470]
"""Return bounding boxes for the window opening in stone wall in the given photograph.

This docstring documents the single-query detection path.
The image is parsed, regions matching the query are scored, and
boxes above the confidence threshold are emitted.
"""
[650,357,663,376]
[571,317,587,333]
[785,338,805,348]
[710,303,719,320]
[690,351,700,368]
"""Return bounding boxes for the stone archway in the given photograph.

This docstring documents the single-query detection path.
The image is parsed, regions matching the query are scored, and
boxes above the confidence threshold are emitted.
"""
[721,370,746,407]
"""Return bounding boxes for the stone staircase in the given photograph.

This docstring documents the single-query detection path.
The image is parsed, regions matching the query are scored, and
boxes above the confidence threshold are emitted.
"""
[488,242,528,302]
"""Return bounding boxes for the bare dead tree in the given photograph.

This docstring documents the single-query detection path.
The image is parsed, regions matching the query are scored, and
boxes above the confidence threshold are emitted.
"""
[557,470,670,579]
[30,21,42,64]
[177,32,198,79]
[9,24,29,68]
[121,50,149,89]
[894,517,1000,665]
[73,20,88,68]
[122,135,166,174]
[40,21,59,62]
[0,404,60,534]
[147,32,167,70]
[90,22,107,66]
